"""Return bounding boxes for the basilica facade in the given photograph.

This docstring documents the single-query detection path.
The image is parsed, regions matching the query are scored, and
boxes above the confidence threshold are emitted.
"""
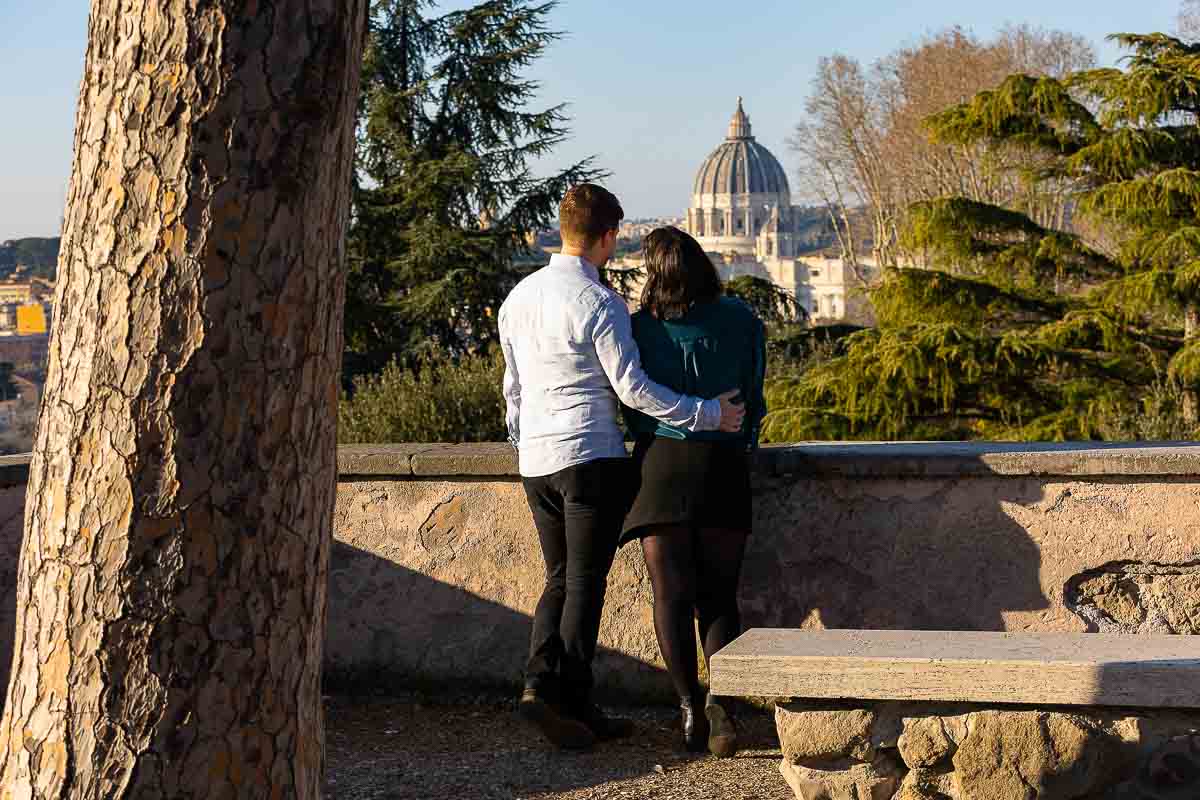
[682,99,853,322]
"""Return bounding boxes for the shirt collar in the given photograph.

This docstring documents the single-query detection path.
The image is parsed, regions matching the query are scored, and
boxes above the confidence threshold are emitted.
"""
[549,253,601,283]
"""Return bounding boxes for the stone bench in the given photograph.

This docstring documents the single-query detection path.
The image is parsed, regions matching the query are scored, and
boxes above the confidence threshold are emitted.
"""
[710,629,1200,800]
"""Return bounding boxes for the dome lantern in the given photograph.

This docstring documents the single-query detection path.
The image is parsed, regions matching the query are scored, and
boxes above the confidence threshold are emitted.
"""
[728,97,752,140]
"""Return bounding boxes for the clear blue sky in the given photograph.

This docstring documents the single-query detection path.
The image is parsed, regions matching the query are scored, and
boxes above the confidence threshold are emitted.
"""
[0,0,1185,240]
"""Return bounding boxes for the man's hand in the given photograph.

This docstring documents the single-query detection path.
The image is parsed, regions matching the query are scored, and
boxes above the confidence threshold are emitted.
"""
[717,389,745,433]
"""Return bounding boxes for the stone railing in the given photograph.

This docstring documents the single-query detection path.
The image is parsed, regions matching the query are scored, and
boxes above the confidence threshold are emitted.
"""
[3,442,1200,705]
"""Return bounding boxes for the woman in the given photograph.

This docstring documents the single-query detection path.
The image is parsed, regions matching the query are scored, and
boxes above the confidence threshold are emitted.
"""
[621,226,767,757]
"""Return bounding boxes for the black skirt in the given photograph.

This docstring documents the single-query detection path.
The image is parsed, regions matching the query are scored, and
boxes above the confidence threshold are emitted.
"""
[619,436,753,546]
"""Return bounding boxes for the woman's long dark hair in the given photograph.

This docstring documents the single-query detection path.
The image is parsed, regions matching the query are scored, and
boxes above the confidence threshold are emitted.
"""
[640,227,722,321]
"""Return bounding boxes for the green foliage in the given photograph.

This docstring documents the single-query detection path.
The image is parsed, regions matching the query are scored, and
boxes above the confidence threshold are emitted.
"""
[901,199,1119,289]
[774,33,1200,442]
[339,349,506,444]
[765,316,1173,442]
[871,268,1062,328]
[761,332,847,444]
[346,0,603,380]
[1168,338,1200,386]
[1093,378,1197,440]
[766,323,866,369]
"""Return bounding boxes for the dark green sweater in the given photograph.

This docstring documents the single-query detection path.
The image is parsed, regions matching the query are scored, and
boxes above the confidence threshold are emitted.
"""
[623,296,768,449]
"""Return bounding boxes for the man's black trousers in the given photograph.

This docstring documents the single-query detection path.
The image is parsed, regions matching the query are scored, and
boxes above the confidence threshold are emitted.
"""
[521,457,631,708]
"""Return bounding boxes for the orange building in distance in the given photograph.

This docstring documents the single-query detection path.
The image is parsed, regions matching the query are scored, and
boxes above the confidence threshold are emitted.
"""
[15,304,47,336]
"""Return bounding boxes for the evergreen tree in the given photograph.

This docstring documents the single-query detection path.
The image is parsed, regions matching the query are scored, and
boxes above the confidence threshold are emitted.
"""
[766,34,1200,442]
[346,0,603,378]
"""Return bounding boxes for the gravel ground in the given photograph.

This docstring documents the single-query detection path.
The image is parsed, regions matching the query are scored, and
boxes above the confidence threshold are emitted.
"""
[324,692,793,800]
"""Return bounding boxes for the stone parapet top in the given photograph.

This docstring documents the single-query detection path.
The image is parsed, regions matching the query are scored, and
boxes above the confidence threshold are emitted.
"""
[763,441,1200,478]
[336,441,1200,479]
[339,443,518,478]
[3,442,1200,483]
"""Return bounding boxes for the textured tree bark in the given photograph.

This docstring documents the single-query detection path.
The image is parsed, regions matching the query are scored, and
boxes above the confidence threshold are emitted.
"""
[0,0,367,796]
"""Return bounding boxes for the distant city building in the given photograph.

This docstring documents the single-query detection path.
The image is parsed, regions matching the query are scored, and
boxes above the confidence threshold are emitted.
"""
[29,277,54,299]
[0,283,35,306]
[682,99,858,321]
[618,218,684,243]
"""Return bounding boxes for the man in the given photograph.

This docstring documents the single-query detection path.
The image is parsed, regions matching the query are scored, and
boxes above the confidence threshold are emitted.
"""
[499,184,744,749]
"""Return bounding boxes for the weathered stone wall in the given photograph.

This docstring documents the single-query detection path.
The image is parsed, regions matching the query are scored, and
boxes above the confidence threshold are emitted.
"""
[327,442,1200,701]
[1068,561,1200,635]
[328,474,672,698]
[3,443,1200,705]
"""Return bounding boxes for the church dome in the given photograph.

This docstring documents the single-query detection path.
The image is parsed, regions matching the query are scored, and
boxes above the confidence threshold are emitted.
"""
[692,98,791,198]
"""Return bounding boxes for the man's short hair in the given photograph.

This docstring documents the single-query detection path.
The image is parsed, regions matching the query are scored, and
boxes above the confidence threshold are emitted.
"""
[559,184,624,246]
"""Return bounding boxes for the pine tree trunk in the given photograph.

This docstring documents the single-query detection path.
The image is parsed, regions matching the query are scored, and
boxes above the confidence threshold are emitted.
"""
[0,0,367,797]
[1186,304,1200,425]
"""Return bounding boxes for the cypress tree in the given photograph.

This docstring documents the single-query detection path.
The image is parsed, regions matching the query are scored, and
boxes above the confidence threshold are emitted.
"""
[346,0,603,378]
[766,34,1200,442]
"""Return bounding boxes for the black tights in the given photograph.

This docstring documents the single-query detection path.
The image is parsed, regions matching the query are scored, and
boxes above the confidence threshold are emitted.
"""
[641,526,749,703]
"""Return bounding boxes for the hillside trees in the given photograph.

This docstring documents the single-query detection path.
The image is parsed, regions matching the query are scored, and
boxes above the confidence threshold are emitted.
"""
[766,33,1200,442]
[0,238,60,280]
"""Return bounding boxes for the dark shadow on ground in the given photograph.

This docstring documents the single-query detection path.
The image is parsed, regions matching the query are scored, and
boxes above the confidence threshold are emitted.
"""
[323,693,790,800]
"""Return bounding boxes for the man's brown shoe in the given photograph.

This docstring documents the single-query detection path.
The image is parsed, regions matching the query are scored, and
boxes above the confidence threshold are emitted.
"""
[518,688,596,750]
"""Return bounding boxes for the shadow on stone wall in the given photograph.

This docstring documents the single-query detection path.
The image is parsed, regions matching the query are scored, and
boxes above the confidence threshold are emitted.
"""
[740,472,1051,632]
[0,572,12,711]
[0,474,1068,717]
[0,482,25,712]
[324,542,672,702]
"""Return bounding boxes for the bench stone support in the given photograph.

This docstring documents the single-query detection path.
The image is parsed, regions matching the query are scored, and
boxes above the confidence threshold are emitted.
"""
[776,700,1200,800]
[712,629,1200,798]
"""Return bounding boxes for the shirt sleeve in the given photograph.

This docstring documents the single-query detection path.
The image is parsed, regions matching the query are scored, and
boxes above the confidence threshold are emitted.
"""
[744,315,768,451]
[499,329,521,450]
[590,295,721,431]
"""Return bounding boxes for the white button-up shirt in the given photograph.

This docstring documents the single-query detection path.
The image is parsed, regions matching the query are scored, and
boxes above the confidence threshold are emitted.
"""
[499,254,721,478]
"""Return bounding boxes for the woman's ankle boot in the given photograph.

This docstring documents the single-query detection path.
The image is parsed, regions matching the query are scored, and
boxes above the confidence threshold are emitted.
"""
[680,694,710,753]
